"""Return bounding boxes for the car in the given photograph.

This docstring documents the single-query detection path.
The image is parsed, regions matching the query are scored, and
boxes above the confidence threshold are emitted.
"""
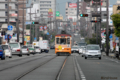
[71,46,79,53]
[27,44,35,55]
[81,47,86,57]
[2,44,12,58]
[9,42,22,57]
[74,33,78,36]
[0,45,5,60]
[34,46,41,54]
[84,44,101,60]
[50,45,55,49]
[79,47,83,54]
[21,46,30,56]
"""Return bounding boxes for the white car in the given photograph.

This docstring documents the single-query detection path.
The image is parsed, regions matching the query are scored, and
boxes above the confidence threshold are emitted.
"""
[21,46,30,56]
[85,45,101,60]
[71,46,79,53]
[9,42,22,57]
[34,46,41,54]
[81,47,86,57]
[2,44,12,58]
[79,47,83,54]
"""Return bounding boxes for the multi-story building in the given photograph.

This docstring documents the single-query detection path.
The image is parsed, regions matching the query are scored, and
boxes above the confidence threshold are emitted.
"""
[66,2,77,21]
[0,0,26,29]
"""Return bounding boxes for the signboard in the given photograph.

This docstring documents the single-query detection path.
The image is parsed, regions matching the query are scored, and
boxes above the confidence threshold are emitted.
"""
[48,8,53,12]
[39,37,43,40]
[56,11,60,17]
[109,11,113,26]
[48,12,53,15]
[25,22,31,25]
[73,22,76,25]
[8,25,13,30]
[69,3,77,8]
[11,13,17,17]
[7,31,13,35]
[48,16,53,18]
[24,36,30,42]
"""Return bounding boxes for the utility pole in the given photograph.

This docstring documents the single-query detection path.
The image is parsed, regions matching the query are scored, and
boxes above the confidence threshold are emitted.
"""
[7,0,10,27]
[16,2,19,42]
[22,0,25,45]
[100,0,102,48]
[106,0,109,56]
[77,0,79,19]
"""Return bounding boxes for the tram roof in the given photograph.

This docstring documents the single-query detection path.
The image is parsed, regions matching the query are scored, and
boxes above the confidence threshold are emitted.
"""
[55,34,71,37]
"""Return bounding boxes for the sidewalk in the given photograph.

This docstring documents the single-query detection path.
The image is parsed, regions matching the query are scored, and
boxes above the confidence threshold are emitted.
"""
[102,52,118,59]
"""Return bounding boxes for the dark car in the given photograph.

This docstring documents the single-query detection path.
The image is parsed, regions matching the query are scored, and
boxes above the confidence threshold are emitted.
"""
[0,45,5,60]
[50,45,55,49]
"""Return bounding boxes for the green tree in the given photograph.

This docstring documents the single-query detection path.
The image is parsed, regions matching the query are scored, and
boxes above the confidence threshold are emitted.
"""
[111,13,120,37]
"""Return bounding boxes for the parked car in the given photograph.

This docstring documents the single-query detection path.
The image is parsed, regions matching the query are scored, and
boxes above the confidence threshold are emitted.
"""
[27,44,35,55]
[71,46,79,53]
[9,42,22,57]
[21,46,30,56]
[2,44,12,58]
[0,45,5,60]
[84,44,101,60]
[34,46,41,54]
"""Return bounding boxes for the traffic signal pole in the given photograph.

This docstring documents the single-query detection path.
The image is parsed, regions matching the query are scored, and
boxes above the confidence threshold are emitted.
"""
[106,0,109,56]
[100,0,102,48]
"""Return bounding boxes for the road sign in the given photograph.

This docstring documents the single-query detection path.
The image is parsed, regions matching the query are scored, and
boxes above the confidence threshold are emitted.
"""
[109,34,112,38]
[48,8,53,12]
[39,26,43,31]
[47,32,49,35]
[56,11,60,17]
[34,37,36,40]
[9,35,12,39]
[8,25,13,30]
[44,26,47,30]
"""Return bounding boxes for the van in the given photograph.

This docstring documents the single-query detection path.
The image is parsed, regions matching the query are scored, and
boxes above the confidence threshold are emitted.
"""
[39,40,50,53]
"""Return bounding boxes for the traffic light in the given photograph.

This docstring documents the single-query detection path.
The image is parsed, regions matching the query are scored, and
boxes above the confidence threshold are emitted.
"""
[80,14,88,17]
[32,22,39,24]
[91,20,98,23]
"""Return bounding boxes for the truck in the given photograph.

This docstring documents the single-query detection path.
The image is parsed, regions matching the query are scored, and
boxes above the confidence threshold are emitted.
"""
[39,40,50,53]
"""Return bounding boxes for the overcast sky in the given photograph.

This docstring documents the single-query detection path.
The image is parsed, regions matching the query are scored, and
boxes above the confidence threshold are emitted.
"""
[56,0,117,18]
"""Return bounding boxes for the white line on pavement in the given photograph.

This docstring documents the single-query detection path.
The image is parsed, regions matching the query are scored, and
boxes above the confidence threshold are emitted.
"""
[75,56,86,80]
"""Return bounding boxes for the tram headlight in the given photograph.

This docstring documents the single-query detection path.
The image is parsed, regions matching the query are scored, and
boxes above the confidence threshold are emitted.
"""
[62,48,64,49]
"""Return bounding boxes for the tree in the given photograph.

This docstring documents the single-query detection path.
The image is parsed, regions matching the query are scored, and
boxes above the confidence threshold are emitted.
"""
[111,13,120,57]
[111,13,120,37]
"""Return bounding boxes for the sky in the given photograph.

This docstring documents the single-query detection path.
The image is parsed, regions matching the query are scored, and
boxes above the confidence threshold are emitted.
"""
[56,0,117,18]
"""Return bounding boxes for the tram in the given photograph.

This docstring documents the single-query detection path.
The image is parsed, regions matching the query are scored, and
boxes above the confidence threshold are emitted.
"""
[55,31,72,56]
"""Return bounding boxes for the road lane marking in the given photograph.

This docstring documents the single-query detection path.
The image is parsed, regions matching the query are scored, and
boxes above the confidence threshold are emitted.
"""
[75,56,86,80]
[104,57,119,63]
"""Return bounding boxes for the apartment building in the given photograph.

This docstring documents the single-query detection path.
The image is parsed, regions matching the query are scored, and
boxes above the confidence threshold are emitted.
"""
[0,0,26,29]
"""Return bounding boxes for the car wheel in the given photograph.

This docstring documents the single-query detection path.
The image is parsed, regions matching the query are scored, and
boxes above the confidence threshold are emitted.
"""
[9,56,12,58]
[46,50,49,53]
[85,57,87,59]
[19,54,22,57]
[82,55,84,57]
[27,54,30,56]
[1,55,5,60]
[99,57,101,60]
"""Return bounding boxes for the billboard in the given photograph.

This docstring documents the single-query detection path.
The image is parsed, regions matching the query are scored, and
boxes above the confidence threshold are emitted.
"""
[69,3,77,8]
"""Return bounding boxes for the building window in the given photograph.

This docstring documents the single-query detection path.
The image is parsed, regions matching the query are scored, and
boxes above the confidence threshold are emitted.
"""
[5,4,8,8]
[15,11,18,13]
[5,11,8,16]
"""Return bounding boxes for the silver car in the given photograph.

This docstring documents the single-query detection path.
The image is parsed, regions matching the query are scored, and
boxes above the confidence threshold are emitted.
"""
[9,42,22,57]
[85,45,101,60]
[21,46,30,56]
[71,46,79,53]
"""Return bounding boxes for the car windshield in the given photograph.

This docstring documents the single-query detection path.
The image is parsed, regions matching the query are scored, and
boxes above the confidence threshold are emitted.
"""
[35,47,39,49]
[22,46,27,48]
[87,46,100,50]
[9,43,19,48]
[78,43,86,46]
[2,45,9,49]
[72,47,78,49]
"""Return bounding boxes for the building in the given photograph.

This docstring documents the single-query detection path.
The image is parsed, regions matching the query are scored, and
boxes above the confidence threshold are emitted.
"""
[66,2,77,21]
[0,0,26,29]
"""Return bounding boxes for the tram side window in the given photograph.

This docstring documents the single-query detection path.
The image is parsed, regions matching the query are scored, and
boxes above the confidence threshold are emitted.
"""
[56,38,59,44]
[60,38,66,44]
[67,38,70,44]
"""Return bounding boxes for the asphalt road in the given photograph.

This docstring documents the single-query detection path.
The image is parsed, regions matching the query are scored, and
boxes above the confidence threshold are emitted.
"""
[0,49,120,80]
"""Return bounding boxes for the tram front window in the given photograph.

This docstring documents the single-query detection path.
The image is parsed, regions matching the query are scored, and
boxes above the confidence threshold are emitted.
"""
[60,38,66,44]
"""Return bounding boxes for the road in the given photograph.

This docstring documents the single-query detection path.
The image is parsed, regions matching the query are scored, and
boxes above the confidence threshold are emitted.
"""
[0,50,120,80]
[0,34,120,80]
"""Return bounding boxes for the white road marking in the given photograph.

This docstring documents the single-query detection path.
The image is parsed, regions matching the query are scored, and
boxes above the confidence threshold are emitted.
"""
[104,57,119,63]
[75,56,86,80]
